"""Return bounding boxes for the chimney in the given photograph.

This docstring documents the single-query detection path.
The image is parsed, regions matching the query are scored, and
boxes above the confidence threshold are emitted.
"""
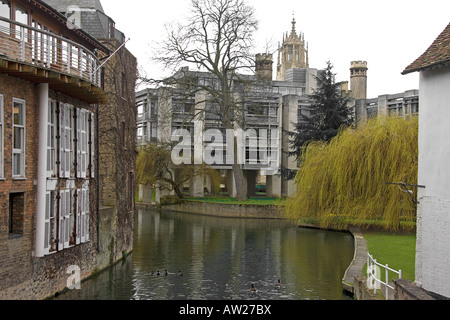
[255,53,273,81]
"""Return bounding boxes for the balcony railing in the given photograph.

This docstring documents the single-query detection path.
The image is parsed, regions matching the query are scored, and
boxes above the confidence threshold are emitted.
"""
[0,17,102,88]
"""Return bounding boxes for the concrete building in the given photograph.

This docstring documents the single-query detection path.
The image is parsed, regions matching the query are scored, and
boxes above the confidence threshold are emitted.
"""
[402,22,450,299]
[0,0,136,300]
[136,17,345,202]
[353,89,419,123]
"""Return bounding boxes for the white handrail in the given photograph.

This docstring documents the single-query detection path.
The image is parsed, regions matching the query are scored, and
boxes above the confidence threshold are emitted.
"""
[367,252,402,300]
[0,17,102,87]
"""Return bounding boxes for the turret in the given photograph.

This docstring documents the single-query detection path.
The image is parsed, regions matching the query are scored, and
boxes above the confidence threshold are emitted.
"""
[350,61,368,99]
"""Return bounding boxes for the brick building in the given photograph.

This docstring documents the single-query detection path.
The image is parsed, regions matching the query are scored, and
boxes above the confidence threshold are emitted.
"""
[42,0,138,278]
[0,0,136,299]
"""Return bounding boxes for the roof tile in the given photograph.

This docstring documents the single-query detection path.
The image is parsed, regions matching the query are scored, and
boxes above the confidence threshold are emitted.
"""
[402,22,450,74]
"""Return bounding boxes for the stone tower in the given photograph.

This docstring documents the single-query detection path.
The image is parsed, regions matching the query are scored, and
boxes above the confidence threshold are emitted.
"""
[276,16,309,81]
[255,53,273,81]
[350,61,368,99]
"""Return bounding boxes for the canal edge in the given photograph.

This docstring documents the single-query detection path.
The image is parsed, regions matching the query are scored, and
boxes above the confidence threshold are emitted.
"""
[297,223,367,297]
[342,229,367,296]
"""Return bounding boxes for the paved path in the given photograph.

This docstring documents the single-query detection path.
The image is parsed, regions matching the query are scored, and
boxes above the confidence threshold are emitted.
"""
[342,229,367,295]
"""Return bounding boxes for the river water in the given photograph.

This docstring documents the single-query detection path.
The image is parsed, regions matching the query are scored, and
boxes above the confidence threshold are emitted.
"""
[55,207,354,300]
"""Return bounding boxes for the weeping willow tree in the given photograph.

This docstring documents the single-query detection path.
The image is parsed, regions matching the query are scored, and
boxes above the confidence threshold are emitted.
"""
[285,115,418,231]
[136,143,221,199]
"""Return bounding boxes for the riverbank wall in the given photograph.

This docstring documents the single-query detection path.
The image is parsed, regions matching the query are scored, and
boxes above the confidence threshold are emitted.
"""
[146,201,285,219]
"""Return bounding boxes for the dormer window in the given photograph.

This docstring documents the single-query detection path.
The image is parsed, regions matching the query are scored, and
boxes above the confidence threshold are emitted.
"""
[108,19,115,39]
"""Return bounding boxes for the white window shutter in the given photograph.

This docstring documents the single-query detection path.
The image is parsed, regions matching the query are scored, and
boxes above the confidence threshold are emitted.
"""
[76,189,81,245]
[84,188,90,242]
[58,190,65,250]
[59,103,65,178]
[67,105,74,178]
[76,108,81,178]
[81,110,87,178]
[44,192,51,255]
[66,189,72,248]
[90,112,95,178]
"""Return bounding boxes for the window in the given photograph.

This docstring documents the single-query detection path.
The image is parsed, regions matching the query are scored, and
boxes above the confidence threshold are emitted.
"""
[59,188,74,249]
[89,112,95,178]
[0,94,3,178]
[47,100,57,177]
[77,184,90,244]
[12,98,25,178]
[43,191,57,254]
[108,19,115,39]
[59,103,74,178]
[9,192,24,236]
[14,7,28,40]
[57,185,89,251]
[76,109,89,178]
[0,0,10,33]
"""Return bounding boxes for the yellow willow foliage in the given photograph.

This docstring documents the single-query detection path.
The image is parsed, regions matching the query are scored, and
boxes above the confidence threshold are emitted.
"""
[285,115,418,231]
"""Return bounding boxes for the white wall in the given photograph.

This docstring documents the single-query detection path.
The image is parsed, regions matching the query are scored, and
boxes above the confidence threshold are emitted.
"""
[415,66,450,298]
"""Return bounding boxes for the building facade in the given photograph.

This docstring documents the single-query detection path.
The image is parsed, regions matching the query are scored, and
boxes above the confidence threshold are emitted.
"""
[353,89,419,123]
[136,18,329,201]
[0,0,135,300]
[403,22,450,299]
[43,0,138,267]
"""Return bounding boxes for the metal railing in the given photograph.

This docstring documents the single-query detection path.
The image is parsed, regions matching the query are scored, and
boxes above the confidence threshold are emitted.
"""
[0,17,102,87]
[367,252,402,300]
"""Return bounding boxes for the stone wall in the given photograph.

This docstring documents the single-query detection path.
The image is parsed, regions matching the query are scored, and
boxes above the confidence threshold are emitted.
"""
[353,275,383,300]
[353,275,437,300]
[160,201,284,219]
[393,279,436,300]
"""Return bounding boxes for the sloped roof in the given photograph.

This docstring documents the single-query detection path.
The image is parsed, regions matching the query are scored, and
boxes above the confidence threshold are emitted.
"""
[402,22,450,74]
[42,0,104,14]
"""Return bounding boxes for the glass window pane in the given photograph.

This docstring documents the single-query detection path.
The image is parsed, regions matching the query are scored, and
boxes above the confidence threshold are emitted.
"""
[13,102,23,125]
[0,1,10,32]
[15,7,27,24]
[13,127,22,149]
[13,153,21,175]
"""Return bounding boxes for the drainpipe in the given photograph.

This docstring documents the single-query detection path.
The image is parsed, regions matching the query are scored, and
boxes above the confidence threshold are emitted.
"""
[96,104,100,252]
[35,83,49,258]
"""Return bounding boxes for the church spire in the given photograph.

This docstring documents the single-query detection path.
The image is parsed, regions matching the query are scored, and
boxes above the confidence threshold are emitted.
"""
[276,12,310,81]
[291,12,296,36]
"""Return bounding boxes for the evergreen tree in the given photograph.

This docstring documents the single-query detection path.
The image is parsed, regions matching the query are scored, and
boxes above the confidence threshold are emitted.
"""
[283,60,354,180]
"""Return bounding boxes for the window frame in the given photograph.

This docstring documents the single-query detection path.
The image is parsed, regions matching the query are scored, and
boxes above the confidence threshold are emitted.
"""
[76,108,89,178]
[0,0,10,34]
[90,112,95,178]
[43,191,57,254]
[47,99,57,178]
[12,98,26,179]
[59,103,74,178]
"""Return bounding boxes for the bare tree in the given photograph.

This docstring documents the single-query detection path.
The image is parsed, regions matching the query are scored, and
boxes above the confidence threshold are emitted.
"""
[152,0,261,201]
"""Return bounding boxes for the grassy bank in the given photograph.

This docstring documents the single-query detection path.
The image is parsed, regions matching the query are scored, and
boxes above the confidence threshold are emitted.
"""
[364,232,416,282]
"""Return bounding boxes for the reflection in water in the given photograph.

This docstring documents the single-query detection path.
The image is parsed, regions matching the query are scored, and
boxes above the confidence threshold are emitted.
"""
[56,208,354,300]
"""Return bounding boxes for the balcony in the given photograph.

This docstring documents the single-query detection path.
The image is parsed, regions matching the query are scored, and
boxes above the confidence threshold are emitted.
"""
[0,17,106,104]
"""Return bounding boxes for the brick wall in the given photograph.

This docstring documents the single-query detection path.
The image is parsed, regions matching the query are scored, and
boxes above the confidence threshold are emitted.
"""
[0,73,38,298]
[97,38,136,262]
[0,72,132,300]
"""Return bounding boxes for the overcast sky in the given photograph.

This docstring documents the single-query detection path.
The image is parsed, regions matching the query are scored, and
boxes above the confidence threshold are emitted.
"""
[101,0,449,98]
